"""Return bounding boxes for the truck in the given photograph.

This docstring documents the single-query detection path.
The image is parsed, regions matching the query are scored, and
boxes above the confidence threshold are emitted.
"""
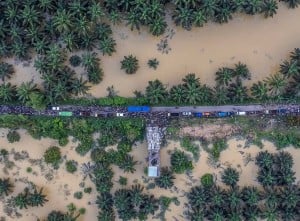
[127,106,150,112]
[217,112,228,117]
[193,112,203,118]
[58,111,73,117]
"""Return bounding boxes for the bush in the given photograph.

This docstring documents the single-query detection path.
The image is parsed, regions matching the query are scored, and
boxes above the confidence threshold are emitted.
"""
[84,187,92,194]
[26,167,32,173]
[201,173,214,188]
[7,130,20,143]
[210,139,228,160]
[180,137,199,161]
[74,191,83,199]
[79,208,86,214]
[44,146,61,167]
[118,176,127,186]
[147,58,159,70]
[69,55,82,67]
[65,160,77,173]
[58,137,68,147]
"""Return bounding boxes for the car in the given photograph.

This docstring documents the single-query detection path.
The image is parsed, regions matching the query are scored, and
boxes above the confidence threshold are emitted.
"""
[116,113,125,117]
[217,112,228,117]
[277,109,287,115]
[52,106,60,111]
[203,112,211,117]
[193,112,203,117]
[167,112,179,117]
[182,111,192,116]
[237,111,246,116]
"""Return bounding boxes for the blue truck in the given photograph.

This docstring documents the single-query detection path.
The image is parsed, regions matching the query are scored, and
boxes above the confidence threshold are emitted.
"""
[127,106,151,112]
[193,112,203,117]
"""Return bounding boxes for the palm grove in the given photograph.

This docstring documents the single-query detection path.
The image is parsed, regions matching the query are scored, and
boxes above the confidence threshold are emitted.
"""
[0,0,299,106]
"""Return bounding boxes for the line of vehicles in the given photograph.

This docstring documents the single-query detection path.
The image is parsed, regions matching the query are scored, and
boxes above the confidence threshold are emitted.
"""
[51,106,300,118]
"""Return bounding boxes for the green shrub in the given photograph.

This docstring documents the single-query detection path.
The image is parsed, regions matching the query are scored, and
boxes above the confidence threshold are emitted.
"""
[201,173,214,188]
[58,137,68,147]
[0,148,8,157]
[121,55,139,74]
[7,130,20,143]
[210,139,228,160]
[84,187,92,194]
[180,137,199,161]
[79,208,86,214]
[65,160,77,173]
[74,191,83,199]
[69,55,82,67]
[118,176,127,186]
[44,146,61,167]
[26,167,32,173]
[147,58,159,70]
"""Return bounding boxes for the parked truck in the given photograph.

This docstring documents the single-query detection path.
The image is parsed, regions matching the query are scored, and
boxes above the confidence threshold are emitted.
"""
[127,106,151,112]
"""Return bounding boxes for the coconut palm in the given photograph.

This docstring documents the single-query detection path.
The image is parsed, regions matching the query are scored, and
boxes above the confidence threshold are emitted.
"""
[215,67,234,86]
[145,79,168,104]
[27,188,48,207]
[0,178,13,196]
[97,209,115,221]
[149,16,167,36]
[193,10,207,27]
[241,186,262,206]
[280,60,300,78]
[96,192,114,211]
[201,0,219,19]
[207,207,225,221]
[154,167,175,189]
[118,154,137,173]
[130,184,144,207]
[250,81,268,101]
[227,79,248,103]
[88,2,105,22]
[275,151,294,171]
[281,0,300,9]
[221,167,239,187]
[226,187,242,210]
[99,37,116,56]
[108,10,122,25]
[279,185,299,210]
[0,83,16,102]
[172,5,194,30]
[213,86,229,105]
[262,0,278,18]
[188,186,209,208]
[14,192,29,209]
[52,9,74,33]
[20,5,41,27]
[0,62,14,81]
[33,37,50,55]
[126,10,141,31]
[290,48,300,61]
[264,188,280,210]
[214,4,233,24]
[11,41,28,59]
[243,205,261,221]
[234,62,251,80]
[255,151,274,170]
[189,207,205,221]
[17,81,38,104]
[120,55,139,74]
[261,205,279,221]
[276,169,296,187]
[280,208,298,221]
[210,186,226,208]
[227,210,243,221]
[70,77,90,96]
[265,73,287,98]
[147,58,159,70]
[243,0,263,15]
[257,168,276,187]
[170,150,193,173]
[169,84,185,103]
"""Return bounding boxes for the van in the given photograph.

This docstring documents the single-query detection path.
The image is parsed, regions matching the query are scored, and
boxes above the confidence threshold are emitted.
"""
[237,111,246,116]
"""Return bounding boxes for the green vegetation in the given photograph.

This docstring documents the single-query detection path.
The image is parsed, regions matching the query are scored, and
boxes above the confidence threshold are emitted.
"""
[0,178,13,197]
[221,167,240,188]
[147,58,159,70]
[43,146,61,168]
[69,55,82,67]
[171,150,193,174]
[187,151,300,221]
[26,167,32,173]
[154,167,175,189]
[180,137,200,161]
[73,191,83,200]
[14,187,48,210]
[209,139,228,160]
[201,173,214,189]
[120,55,139,74]
[118,176,128,186]
[65,160,78,174]
[6,130,20,143]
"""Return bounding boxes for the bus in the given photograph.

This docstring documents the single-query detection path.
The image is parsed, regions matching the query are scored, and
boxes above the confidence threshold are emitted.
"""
[58,111,73,117]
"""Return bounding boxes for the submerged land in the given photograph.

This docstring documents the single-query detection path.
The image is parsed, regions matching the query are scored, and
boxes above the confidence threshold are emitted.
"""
[0,0,300,221]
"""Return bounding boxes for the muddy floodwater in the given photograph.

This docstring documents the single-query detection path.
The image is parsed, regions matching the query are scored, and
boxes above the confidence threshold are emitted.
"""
[7,4,300,97]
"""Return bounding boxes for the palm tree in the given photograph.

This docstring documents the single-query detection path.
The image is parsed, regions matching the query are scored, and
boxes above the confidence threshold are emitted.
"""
[193,9,207,27]
[265,73,287,98]
[234,62,251,80]
[207,207,225,221]
[33,37,50,55]
[201,0,219,19]
[280,0,300,9]
[262,0,278,18]
[243,0,263,15]
[81,52,100,70]
[227,210,243,221]
[221,167,239,187]
[145,79,168,104]
[120,55,139,74]
[182,73,202,104]
[149,16,167,36]
[257,169,276,187]
[99,37,116,56]
[0,178,13,196]
[14,192,28,209]
[96,192,114,211]
[154,167,175,189]
[275,151,294,171]
[70,77,90,96]
[118,154,137,173]
[213,86,229,105]
[280,60,300,78]
[147,58,159,70]
[20,5,40,27]
[241,186,262,206]
[227,79,248,103]
[170,150,193,173]
[0,83,16,102]
[210,186,226,208]
[215,67,234,86]
[27,188,48,207]
[88,1,105,22]
[130,184,144,207]
[264,188,280,210]
[280,208,298,221]
[97,209,115,221]
[290,48,300,61]
[0,62,14,81]
[126,10,141,31]
[170,84,185,103]
[214,4,233,24]
[279,185,299,210]
[189,207,205,221]
[17,81,38,104]
[250,81,268,101]
[172,5,194,30]
[188,185,209,208]
[243,205,261,221]
[255,151,274,170]
[261,205,279,221]
[52,9,74,33]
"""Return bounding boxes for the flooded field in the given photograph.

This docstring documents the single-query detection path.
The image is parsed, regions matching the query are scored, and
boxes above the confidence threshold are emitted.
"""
[1,129,300,221]
[6,4,300,97]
